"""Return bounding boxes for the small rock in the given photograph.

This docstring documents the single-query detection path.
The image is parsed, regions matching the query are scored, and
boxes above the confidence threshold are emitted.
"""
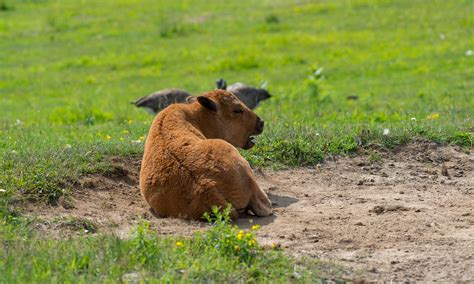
[441,163,450,177]
[357,180,364,186]
[291,271,302,280]
[339,238,353,244]
[453,171,464,177]
[399,191,404,194]
[122,272,144,283]
[370,205,385,215]
[354,221,364,226]
[316,164,321,172]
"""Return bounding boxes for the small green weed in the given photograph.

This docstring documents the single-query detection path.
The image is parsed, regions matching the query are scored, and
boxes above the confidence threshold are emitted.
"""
[202,206,262,265]
[265,14,280,24]
[368,151,382,164]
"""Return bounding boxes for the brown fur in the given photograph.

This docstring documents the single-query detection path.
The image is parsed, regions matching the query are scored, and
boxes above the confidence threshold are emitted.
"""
[139,90,272,220]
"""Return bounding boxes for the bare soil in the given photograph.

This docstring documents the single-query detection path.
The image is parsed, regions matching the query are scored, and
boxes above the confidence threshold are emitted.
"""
[21,141,474,282]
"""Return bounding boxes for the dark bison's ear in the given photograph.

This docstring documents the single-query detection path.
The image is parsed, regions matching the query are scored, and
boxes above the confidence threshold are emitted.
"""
[186,96,197,103]
[197,96,217,112]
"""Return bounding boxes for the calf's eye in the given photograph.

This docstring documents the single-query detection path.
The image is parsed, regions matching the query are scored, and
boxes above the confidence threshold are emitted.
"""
[233,109,243,114]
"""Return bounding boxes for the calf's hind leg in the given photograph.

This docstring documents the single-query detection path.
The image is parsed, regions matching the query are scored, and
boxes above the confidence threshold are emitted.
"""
[247,179,272,217]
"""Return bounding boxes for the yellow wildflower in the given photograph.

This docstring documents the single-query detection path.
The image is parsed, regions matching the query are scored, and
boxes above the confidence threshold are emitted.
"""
[122,130,129,134]
[234,245,240,251]
[176,241,183,247]
[248,239,256,246]
[427,113,440,120]
[106,135,112,140]
[245,233,252,239]
[251,225,260,231]
[128,120,133,125]
[139,136,145,141]
[271,243,278,249]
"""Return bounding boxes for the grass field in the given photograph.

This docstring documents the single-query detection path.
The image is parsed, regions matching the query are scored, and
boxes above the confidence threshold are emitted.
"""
[1,0,473,281]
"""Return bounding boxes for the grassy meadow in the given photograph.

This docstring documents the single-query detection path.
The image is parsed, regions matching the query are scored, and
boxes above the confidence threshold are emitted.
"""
[1,0,473,281]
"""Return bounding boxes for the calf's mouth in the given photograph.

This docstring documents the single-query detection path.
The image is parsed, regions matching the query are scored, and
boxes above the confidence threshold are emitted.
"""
[243,117,264,150]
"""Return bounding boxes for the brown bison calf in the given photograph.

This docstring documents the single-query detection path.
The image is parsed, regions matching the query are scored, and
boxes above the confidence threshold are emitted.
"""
[139,89,272,220]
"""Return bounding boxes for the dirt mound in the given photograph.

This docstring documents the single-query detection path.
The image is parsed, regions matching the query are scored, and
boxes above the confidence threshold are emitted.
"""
[21,141,474,282]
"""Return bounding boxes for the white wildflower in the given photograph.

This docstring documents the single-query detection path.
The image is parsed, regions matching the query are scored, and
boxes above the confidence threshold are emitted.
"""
[439,33,445,40]
[0,189,6,193]
[131,140,142,145]
[411,117,416,121]
[65,144,72,149]
[383,128,390,136]
[466,50,473,56]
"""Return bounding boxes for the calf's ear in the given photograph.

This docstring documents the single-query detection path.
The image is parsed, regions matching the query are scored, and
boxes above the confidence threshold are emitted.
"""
[197,96,217,112]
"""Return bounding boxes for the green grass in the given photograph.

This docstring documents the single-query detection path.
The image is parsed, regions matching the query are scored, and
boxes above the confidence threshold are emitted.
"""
[0,207,338,282]
[0,0,473,280]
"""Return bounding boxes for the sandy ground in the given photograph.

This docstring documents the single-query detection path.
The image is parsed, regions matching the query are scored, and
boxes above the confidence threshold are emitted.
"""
[21,141,473,282]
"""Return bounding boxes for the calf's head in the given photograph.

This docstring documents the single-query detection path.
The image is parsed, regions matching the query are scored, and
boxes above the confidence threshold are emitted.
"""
[193,90,264,149]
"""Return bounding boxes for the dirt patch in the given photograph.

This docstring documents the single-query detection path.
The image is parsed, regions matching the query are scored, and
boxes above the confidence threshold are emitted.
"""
[20,141,474,282]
